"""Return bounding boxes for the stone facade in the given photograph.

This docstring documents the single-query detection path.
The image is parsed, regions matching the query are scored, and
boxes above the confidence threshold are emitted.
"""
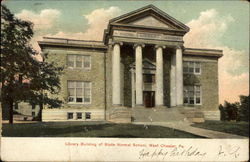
[40,43,107,121]
[38,5,223,122]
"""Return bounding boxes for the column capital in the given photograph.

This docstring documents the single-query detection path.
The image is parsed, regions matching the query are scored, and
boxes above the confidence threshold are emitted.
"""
[112,42,123,46]
[133,43,145,49]
[155,45,166,50]
[175,45,183,50]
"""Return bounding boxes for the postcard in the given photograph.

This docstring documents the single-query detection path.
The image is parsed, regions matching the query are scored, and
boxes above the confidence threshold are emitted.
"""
[1,0,249,161]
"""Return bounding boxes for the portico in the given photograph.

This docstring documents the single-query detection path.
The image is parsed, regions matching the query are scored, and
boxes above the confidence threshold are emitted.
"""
[111,42,184,108]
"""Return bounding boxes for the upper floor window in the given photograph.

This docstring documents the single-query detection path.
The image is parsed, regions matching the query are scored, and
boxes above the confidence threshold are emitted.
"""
[183,85,201,105]
[68,81,91,104]
[183,61,201,74]
[67,55,91,69]
[143,74,155,83]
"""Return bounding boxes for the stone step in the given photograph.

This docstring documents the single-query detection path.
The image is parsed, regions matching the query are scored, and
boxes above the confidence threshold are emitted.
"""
[177,107,205,123]
[132,107,187,122]
[108,107,132,123]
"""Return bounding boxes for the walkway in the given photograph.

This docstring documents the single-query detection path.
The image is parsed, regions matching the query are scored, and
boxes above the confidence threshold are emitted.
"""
[133,121,248,139]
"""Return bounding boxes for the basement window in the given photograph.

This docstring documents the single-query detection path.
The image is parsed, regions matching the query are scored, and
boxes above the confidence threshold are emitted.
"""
[67,112,74,120]
[76,112,82,119]
[85,112,91,120]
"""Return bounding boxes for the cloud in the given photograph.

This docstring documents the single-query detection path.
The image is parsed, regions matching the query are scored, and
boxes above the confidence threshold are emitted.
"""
[29,7,121,59]
[16,9,61,30]
[184,9,234,48]
[184,9,249,103]
[45,6,121,41]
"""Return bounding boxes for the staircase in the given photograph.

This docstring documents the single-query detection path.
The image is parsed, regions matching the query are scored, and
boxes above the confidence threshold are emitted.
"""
[108,107,132,123]
[132,106,188,123]
[108,106,205,124]
[177,107,205,123]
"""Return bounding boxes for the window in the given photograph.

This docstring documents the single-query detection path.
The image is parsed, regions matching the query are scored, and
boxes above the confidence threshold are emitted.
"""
[184,85,202,105]
[68,81,91,104]
[67,112,74,119]
[143,74,155,83]
[85,112,91,119]
[183,61,201,74]
[67,55,91,69]
[32,104,35,109]
[76,112,82,119]
[32,111,35,116]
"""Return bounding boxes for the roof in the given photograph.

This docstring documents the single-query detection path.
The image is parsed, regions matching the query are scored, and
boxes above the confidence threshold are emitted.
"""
[184,48,223,58]
[38,37,107,50]
[109,5,189,32]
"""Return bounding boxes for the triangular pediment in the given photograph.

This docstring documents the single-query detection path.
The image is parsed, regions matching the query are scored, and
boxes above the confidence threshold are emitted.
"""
[129,15,171,28]
[110,5,189,31]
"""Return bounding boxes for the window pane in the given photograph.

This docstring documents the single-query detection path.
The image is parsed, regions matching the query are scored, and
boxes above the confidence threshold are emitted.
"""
[184,97,189,104]
[68,88,75,96]
[68,82,75,88]
[85,112,91,119]
[76,56,82,68]
[183,67,188,73]
[183,62,188,67]
[84,56,91,68]
[76,98,83,102]
[190,97,194,104]
[189,67,194,73]
[84,88,90,96]
[68,96,74,102]
[76,88,82,96]
[67,55,75,67]
[67,113,73,119]
[195,85,200,91]
[84,82,91,88]
[183,62,188,73]
[196,97,201,104]
[77,113,82,119]
[195,68,200,73]
[196,92,201,97]
[195,62,200,67]
[76,61,82,68]
[76,82,83,88]
[84,97,90,102]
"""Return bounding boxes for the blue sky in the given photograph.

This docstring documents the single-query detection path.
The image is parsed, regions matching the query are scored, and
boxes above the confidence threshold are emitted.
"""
[3,0,249,103]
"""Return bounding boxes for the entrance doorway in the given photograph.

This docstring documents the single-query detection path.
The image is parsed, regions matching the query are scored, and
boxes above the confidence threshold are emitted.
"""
[143,91,155,107]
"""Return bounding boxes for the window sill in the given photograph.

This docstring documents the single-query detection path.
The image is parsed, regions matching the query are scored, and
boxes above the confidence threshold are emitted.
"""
[67,67,91,70]
[67,103,91,106]
[183,104,202,106]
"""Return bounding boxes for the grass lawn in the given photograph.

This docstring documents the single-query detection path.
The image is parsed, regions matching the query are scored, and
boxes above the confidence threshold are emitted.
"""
[192,120,249,137]
[2,122,204,138]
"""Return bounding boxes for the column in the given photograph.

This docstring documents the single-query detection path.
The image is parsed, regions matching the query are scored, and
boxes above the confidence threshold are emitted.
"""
[134,44,144,106]
[131,69,135,107]
[112,42,122,105]
[170,52,176,106]
[176,46,183,106]
[155,45,165,106]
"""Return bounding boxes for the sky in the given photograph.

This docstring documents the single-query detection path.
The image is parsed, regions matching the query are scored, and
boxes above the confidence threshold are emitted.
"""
[3,0,249,104]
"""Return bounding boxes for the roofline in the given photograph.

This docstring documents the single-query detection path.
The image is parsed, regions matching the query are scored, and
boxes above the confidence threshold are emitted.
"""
[184,48,223,58]
[109,5,189,31]
[38,37,107,51]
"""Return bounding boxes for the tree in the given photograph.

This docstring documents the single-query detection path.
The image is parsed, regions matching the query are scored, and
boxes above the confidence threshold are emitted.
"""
[238,95,249,122]
[1,4,63,123]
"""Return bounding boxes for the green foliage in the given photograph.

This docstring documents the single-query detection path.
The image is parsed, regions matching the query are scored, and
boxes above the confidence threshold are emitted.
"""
[219,95,249,122]
[238,95,249,122]
[1,5,63,122]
